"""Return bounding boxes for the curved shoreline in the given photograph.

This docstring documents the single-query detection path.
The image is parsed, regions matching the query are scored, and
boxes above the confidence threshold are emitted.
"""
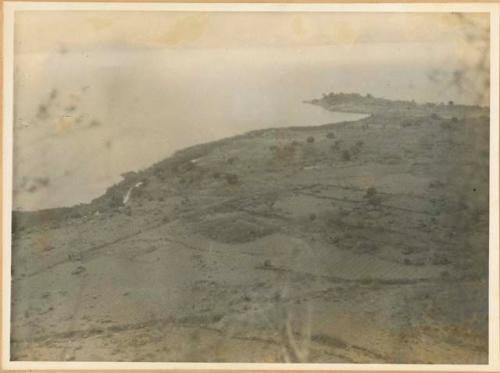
[13,111,369,215]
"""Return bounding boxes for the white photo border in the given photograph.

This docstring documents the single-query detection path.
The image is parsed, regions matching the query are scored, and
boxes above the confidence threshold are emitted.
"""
[2,2,499,371]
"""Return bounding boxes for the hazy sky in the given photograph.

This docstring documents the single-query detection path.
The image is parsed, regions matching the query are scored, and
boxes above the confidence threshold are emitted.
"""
[16,11,488,52]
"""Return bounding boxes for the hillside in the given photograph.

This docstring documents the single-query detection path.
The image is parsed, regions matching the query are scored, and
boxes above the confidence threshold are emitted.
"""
[10,94,490,363]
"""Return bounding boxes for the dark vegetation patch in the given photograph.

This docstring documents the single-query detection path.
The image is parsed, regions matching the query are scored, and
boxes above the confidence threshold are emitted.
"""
[192,214,277,244]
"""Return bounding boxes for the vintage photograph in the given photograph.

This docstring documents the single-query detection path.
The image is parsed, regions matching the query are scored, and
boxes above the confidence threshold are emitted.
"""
[3,2,498,367]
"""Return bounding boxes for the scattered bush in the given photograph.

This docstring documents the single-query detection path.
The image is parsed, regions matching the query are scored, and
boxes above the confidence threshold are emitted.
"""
[440,270,450,278]
[355,240,378,254]
[341,150,351,161]
[350,145,361,156]
[365,187,377,199]
[108,192,123,209]
[431,254,451,265]
[71,266,86,276]
[331,139,343,151]
[402,119,414,128]
[225,173,240,186]
[364,187,381,206]
[271,143,296,162]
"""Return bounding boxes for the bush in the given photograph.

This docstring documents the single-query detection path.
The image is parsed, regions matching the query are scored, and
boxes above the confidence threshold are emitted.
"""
[108,192,123,208]
[306,136,315,144]
[355,240,378,254]
[331,139,342,151]
[326,132,336,139]
[364,187,381,206]
[225,173,239,186]
[341,150,351,161]
[365,187,377,199]
[272,143,296,162]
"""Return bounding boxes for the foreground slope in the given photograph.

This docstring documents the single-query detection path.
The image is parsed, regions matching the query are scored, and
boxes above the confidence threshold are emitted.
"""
[11,94,489,363]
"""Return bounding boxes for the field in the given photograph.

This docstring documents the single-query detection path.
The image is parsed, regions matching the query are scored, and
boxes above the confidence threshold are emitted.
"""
[11,94,490,363]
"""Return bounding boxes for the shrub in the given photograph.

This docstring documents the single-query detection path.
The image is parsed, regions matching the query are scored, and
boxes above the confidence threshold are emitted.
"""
[326,132,336,139]
[364,187,381,206]
[227,157,238,165]
[272,143,296,162]
[225,173,239,186]
[365,187,377,199]
[341,150,351,161]
[108,192,123,208]
[306,136,315,144]
[331,139,342,151]
[355,240,378,253]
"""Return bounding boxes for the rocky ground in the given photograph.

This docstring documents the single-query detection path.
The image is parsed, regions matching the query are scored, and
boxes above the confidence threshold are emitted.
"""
[10,94,490,363]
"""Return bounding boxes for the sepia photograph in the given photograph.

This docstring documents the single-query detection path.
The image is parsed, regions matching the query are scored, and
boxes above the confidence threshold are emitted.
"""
[2,1,500,370]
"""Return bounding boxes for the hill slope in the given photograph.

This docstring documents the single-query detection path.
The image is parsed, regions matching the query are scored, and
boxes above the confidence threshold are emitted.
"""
[11,95,490,363]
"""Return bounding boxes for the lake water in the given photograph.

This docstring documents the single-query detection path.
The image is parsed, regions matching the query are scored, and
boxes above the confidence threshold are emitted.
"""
[12,43,463,210]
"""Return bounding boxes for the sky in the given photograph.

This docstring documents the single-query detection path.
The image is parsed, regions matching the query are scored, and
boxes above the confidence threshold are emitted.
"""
[15,11,488,53]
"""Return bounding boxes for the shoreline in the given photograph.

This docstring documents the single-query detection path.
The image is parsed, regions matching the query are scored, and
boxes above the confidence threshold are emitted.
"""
[12,110,370,214]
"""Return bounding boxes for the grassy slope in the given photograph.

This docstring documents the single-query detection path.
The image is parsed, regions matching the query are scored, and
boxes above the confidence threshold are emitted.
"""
[11,95,489,363]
